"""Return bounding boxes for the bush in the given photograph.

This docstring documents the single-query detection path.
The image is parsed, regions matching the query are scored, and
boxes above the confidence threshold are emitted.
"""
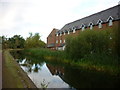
[65,28,117,61]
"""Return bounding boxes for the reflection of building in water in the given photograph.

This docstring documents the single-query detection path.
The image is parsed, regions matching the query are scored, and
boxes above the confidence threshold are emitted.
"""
[46,64,65,78]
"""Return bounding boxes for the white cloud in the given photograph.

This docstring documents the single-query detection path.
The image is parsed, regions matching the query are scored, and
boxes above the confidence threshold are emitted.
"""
[0,0,119,43]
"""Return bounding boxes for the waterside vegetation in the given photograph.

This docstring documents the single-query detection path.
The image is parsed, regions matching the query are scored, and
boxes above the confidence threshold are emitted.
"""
[25,27,120,76]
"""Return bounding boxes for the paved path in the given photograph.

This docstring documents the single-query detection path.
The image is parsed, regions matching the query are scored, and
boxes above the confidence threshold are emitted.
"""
[0,51,2,90]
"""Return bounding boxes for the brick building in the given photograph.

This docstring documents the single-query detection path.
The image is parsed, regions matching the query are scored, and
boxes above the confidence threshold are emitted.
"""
[47,5,120,50]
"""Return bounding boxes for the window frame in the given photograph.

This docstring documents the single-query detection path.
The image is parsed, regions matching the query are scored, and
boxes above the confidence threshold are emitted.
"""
[81,24,85,31]
[68,31,70,34]
[107,16,113,26]
[64,40,65,43]
[60,40,62,43]
[56,33,58,36]
[88,22,94,30]
[72,26,76,33]
[56,40,58,43]
[97,19,103,28]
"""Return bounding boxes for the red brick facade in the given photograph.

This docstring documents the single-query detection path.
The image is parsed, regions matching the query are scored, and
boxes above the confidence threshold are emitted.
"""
[47,21,119,50]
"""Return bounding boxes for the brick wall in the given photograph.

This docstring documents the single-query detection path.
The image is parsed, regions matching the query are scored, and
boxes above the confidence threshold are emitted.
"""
[47,21,119,50]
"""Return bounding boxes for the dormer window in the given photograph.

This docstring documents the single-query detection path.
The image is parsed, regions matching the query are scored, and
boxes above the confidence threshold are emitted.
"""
[68,31,70,34]
[60,32,62,36]
[109,20,113,26]
[72,26,76,33]
[88,22,93,30]
[97,19,103,28]
[81,24,85,31]
[107,16,113,26]
[56,33,58,36]
[64,32,65,35]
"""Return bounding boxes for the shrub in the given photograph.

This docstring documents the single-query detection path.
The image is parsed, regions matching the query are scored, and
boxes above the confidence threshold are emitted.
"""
[65,28,117,61]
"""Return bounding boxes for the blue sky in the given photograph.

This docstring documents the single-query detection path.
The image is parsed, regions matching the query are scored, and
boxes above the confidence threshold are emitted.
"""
[0,0,119,43]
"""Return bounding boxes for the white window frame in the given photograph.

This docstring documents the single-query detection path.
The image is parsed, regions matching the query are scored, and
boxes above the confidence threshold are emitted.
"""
[109,19,113,26]
[97,19,103,28]
[81,24,85,31]
[64,40,65,43]
[68,31,70,34]
[82,27,85,31]
[64,32,66,35]
[56,40,58,43]
[60,32,62,36]
[72,26,76,33]
[107,16,113,26]
[73,29,76,33]
[90,25,93,30]
[88,22,93,30]
[98,23,102,28]
[60,40,62,43]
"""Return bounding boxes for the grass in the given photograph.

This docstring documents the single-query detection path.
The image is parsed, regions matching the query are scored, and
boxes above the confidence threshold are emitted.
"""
[2,50,37,88]
[25,48,120,76]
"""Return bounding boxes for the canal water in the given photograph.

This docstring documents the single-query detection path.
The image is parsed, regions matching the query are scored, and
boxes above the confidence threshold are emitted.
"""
[10,50,119,89]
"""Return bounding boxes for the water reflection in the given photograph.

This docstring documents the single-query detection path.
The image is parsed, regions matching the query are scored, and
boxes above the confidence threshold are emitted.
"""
[11,50,120,88]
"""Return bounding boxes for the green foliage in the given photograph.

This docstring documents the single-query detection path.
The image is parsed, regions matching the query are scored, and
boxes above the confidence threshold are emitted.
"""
[25,48,65,59]
[25,33,46,48]
[2,35,25,49]
[24,26,120,74]
[65,28,117,60]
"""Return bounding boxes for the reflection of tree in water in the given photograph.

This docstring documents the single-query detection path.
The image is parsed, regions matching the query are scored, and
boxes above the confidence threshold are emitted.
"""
[46,63,120,88]
[11,50,120,88]
[20,55,45,73]
[11,50,44,73]
[46,64,64,76]
[10,50,25,60]
[63,67,120,88]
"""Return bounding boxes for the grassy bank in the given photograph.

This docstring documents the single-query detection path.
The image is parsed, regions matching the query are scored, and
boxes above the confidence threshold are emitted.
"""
[2,50,37,88]
[25,48,120,76]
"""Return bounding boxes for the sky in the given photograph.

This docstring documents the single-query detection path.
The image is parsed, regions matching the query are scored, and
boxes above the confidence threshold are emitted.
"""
[0,0,119,43]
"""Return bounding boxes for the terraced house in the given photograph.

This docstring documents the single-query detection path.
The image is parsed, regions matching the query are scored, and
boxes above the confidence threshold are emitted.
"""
[47,5,120,50]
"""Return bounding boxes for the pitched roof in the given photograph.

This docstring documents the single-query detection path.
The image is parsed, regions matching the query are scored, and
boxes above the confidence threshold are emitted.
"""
[57,5,120,33]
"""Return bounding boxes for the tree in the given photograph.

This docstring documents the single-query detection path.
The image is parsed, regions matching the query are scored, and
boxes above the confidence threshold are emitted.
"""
[25,33,46,48]
[2,35,25,49]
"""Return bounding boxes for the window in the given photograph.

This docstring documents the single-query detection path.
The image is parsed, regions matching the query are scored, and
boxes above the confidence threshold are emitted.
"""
[89,22,93,30]
[64,40,65,43]
[68,31,70,34]
[109,19,113,26]
[60,40,62,43]
[98,23,102,28]
[72,26,76,33]
[81,24,85,31]
[82,27,85,31]
[64,32,65,35]
[97,19,102,28]
[73,29,75,33]
[90,25,93,29]
[56,40,58,43]
[107,16,113,26]
[60,32,62,36]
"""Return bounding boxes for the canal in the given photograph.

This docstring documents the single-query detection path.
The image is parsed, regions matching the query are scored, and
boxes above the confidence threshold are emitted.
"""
[10,50,119,89]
